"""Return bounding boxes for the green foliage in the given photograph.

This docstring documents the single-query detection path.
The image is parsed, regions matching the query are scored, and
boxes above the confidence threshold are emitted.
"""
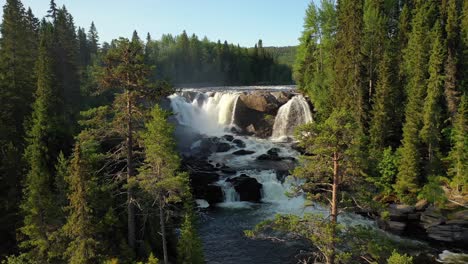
[372,147,399,196]
[417,176,448,205]
[293,108,364,205]
[446,95,468,195]
[177,212,205,264]
[293,0,336,115]
[20,21,67,263]
[387,250,413,264]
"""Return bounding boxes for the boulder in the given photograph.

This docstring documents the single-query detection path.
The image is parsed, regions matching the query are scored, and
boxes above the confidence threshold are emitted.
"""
[276,170,290,183]
[203,184,224,205]
[232,139,246,148]
[226,174,262,202]
[215,142,232,152]
[222,135,234,142]
[232,99,273,138]
[232,149,255,155]
[271,91,293,105]
[239,92,280,114]
[189,172,220,188]
[257,148,283,161]
[220,167,237,174]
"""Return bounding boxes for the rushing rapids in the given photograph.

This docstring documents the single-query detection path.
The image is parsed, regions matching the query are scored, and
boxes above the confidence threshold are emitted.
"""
[168,86,459,264]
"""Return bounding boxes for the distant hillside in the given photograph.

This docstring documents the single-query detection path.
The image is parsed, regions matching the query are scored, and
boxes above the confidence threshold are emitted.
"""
[264,46,297,67]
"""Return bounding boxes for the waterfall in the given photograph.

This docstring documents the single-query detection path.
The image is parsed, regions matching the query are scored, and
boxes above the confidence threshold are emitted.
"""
[169,92,241,135]
[271,95,313,140]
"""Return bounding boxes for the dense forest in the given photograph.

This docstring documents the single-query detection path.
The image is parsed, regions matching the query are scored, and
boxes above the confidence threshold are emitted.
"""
[0,0,467,263]
[247,0,467,263]
[0,0,290,262]
[146,35,293,85]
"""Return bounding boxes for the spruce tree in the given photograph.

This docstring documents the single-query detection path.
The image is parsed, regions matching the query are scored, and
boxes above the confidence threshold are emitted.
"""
[420,22,445,176]
[20,21,65,262]
[0,0,39,254]
[177,210,205,264]
[87,22,99,56]
[395,1,436,203]
[446,95,468,195]
[63,137,100,264]
[333,0,364,124]
[443,0,462,116]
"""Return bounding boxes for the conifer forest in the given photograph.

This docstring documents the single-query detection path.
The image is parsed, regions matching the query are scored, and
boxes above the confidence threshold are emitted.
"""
[0,0,467,264]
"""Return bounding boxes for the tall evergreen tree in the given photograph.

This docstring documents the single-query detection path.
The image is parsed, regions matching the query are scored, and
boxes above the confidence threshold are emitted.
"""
[395,0,436,203]
[420,22,445,176]
[63,137,100,264]
[446,95,468,195]
[138,106,189,264]
[53,6,81,136]
[333,0,364,124]
[87,22,99,56]
[20,21,66,262]
[0,0,39,255]
[443,0,462,117]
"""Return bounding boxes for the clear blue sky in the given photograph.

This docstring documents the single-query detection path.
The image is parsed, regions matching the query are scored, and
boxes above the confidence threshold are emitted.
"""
[1,0,318,47]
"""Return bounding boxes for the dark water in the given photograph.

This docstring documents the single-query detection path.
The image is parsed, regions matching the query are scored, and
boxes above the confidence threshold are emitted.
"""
[198,205,307,264]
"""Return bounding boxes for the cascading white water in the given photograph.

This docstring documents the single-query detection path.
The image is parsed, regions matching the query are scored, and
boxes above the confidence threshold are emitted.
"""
[169,92,241,135]
[271,95,313,140]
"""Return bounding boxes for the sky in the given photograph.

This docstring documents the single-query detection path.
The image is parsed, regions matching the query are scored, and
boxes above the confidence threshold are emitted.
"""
[0,0,317,47]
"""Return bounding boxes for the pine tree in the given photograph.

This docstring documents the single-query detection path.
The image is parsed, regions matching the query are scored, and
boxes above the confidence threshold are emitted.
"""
[293,108,364,263]
[395,1,436,203]
[98,37,156,252]
[138,105,188,264]
[20,21,65,262]
[177,210,204,264]
[420,22,445,176]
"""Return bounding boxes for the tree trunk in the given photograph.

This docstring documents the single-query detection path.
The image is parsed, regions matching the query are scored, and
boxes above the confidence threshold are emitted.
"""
[329,152,340,264]
[159,197,168,264]
[127,90,136,250]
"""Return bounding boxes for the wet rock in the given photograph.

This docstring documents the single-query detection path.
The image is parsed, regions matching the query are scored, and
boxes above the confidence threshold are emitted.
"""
[220,167,237,174]
[202,184,223,205]
[276,170,290,183]
[226,174,262,202]
[232,149,255,155]
[215,142,232,152]
[257,148,283,161]
[232,139,246,148]
[189,172,220,187]
[222,135,234,142]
